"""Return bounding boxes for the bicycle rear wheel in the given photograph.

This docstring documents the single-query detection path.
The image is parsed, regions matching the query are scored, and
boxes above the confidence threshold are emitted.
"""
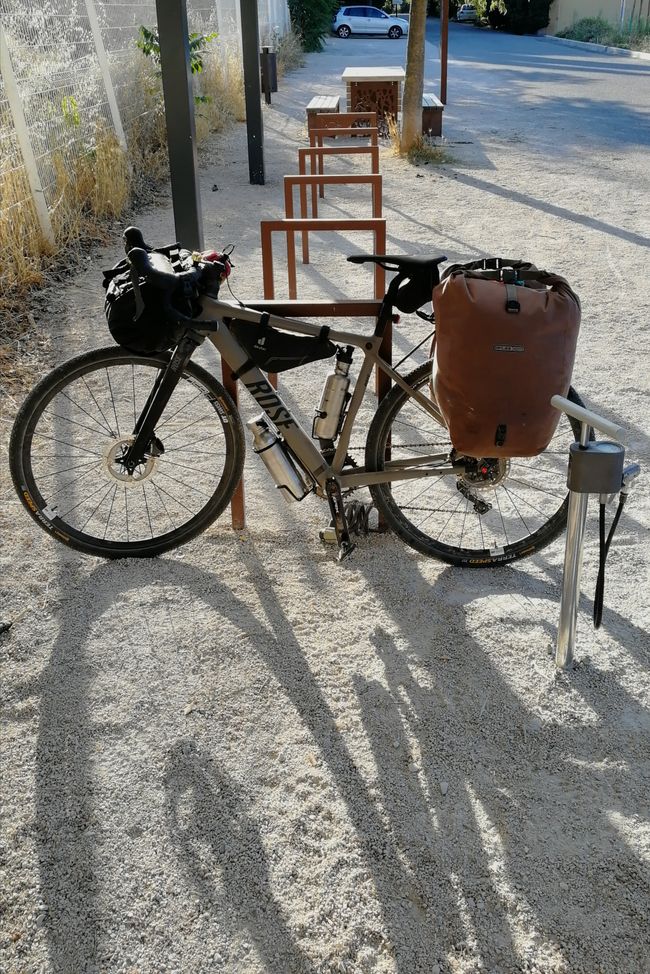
[365,361,584,566]
[10,346,245,558]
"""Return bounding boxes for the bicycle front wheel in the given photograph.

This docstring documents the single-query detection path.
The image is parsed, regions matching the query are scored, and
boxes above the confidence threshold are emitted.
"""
[366,361,584,566]
[10,346,245,558]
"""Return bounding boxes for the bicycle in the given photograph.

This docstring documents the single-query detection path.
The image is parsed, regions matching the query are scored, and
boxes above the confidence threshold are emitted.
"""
[9,230,587,565]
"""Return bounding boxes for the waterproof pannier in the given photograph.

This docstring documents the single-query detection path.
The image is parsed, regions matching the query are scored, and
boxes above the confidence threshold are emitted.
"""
[103,244,195,354]
[431,258,581,458]
[228,318,336,374]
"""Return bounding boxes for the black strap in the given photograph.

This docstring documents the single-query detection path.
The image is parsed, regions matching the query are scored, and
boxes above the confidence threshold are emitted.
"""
[593,495,627,629]
[230,358,257,381]
[505,283,520,313]
[318,325,331,342]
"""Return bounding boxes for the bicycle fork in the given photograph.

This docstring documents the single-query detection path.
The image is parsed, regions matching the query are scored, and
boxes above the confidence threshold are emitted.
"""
[123,332,204,472]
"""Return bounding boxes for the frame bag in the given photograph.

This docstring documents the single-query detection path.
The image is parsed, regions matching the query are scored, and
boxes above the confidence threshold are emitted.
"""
[431,258,581,458]
[228,319,336,374]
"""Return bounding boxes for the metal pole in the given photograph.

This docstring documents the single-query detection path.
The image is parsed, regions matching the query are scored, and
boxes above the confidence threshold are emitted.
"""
[83,0,127,149]
[440,0,449,105]
[261,46,272,105]
[154,0,204,250]
[240,0,265,184]
[0,19,55,245]
[555,421,591,669]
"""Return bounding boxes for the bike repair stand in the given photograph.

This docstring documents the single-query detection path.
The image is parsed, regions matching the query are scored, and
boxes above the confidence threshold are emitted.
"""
[551,395,641,669]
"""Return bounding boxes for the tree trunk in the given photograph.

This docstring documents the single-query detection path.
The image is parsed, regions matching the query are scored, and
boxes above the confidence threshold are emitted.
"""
[400,0,428,152]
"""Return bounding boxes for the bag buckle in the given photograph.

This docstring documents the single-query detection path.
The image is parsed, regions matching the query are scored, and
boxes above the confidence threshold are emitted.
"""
[504,282,520,314]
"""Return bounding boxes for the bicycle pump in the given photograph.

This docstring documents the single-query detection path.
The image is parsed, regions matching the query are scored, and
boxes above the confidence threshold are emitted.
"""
[551,395,641,669]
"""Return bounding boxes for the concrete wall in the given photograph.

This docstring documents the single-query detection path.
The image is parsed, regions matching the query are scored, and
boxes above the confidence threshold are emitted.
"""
[547,0,624,34]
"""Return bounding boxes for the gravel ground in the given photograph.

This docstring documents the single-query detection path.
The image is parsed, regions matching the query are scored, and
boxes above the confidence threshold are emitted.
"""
[2,25,650,974]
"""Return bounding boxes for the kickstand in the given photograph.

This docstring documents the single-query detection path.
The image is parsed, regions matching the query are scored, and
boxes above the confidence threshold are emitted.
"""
[325,479,356,562]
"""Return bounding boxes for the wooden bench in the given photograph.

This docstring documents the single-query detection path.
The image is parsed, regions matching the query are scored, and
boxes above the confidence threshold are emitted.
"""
[422,93,444,136]
[306,95,340,134]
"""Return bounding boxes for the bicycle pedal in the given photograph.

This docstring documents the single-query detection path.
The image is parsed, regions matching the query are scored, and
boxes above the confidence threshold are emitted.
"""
[319,524,337,544]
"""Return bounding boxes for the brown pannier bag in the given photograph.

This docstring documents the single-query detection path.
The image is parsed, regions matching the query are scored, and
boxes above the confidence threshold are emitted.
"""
[431,258,581,458]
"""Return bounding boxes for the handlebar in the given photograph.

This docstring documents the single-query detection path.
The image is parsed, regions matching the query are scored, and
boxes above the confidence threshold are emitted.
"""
[551,395,628,445]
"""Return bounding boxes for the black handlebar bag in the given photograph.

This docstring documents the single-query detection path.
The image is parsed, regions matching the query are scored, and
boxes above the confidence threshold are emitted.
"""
[103,244,194,354]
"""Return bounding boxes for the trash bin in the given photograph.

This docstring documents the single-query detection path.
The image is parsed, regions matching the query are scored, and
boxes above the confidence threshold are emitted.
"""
[260,48,278,94]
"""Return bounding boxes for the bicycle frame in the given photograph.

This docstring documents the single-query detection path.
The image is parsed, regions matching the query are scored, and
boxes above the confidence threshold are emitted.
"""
[193,296,462,491]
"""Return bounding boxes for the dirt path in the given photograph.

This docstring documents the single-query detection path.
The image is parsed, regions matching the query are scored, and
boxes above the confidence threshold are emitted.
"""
[2,29,649,974]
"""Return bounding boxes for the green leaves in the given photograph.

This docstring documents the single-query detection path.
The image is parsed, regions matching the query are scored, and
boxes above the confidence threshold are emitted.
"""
[136,26,218,75]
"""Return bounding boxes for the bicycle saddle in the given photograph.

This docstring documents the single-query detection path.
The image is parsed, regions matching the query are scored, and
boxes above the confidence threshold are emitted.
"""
[347,253,447,274]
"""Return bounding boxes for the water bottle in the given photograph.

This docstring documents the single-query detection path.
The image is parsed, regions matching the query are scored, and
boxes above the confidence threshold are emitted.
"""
[247,416,310,502]
[312,347,353,441]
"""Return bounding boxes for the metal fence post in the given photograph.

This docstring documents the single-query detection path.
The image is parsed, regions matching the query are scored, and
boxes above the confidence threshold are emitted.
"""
[240,0,265,184]
[154,0,204,250]
[83,0,127,149]
[0,18,55,245]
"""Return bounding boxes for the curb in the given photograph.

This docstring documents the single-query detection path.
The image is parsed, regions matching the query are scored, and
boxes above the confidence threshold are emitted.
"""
[538,33,650,61]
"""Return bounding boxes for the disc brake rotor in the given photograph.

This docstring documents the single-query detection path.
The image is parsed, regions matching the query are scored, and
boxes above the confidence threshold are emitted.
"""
[105,438,157,485]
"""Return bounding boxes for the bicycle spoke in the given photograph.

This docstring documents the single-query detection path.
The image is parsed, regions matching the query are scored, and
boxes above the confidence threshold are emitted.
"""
[57,390,114,436]
[105,369,121,439]
[82,375,117,435]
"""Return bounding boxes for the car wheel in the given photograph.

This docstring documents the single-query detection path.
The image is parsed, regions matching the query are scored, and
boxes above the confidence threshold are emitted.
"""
[388,25,402,38]
[337,24,351,37]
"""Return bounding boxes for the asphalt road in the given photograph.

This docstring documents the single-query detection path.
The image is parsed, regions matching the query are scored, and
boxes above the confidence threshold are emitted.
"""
[319,21,650,160]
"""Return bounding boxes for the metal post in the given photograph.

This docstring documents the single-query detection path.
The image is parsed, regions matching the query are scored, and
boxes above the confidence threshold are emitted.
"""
[83,0,127,149]
[555,421,591,669]
[440,0,449,105]
[154,0,204,250]
[261,46,272,105]
[240,0,265,184]
[0,19,55,245]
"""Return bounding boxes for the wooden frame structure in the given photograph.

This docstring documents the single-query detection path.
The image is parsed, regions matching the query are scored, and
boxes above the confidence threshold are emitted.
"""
[260,216,386,301]
[309,126,379,199]
[223,111,390,530]
[298,145,380,221]
[284,173,383,265]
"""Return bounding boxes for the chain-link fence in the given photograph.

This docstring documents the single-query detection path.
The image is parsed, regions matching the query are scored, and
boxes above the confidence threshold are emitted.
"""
[0,0,289,292]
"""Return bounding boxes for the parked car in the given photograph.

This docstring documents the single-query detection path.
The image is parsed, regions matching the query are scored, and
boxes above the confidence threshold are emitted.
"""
[456,4,478,22]
[332,6,410,38]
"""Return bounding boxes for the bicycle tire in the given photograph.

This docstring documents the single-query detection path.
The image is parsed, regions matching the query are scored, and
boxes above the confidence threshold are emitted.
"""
[365,361,585,566]
[10,346,245,558]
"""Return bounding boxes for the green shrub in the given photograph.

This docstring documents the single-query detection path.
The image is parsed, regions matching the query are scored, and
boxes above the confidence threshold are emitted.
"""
[501,0,550,34]
[557,16,650,52]
[288,0,338,52]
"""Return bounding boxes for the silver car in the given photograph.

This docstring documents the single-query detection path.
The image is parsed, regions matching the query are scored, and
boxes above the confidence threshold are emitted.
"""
[333,6,409,38]
[456,4,478,22]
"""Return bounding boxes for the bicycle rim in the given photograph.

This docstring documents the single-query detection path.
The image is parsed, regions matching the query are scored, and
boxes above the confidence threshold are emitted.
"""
[10,347,244,558]
[366,362,583,566]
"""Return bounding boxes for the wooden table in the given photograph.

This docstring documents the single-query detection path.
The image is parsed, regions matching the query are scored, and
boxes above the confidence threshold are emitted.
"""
[341,66,405,120]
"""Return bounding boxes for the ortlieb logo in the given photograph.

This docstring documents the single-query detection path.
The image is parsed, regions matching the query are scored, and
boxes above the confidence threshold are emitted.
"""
[494,344,524,353]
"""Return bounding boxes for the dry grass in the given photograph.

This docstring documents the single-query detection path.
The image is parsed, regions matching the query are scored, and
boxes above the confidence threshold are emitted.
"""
[1,35,251,388]
[276,29,306,78]
[50,127,130,244]
[387,117,455,165]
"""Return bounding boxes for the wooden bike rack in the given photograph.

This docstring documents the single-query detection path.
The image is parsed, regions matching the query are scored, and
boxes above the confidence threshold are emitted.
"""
[309,126,379,200]
[298,145,380,224]
[284,173,383,266]
[260,216,386,301]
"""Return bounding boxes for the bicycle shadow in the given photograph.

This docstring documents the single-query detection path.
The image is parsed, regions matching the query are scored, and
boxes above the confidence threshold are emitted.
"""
[353,544,650,970]
[13,540,650,973]
[164,739,317,973]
